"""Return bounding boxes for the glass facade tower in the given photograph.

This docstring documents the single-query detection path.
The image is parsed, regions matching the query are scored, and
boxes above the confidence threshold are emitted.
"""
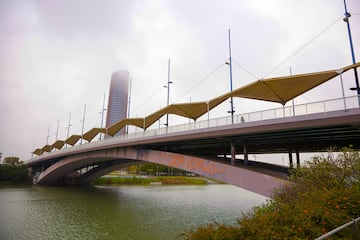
[105,71,129,135]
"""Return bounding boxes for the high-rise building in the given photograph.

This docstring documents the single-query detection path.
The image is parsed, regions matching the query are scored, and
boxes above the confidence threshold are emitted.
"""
[106,71,129,135]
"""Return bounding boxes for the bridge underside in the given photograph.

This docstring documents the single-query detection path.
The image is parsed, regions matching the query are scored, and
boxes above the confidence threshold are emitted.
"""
[33,148,287,198]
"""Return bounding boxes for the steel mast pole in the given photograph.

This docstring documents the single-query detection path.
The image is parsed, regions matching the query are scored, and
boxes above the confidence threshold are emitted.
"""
[46,126,50,145]
[99,93,106,140]
[165,59,172,127]
[66,112,72,148]
[228,29,234,123]
[55,119,59,141]
[127,78,132,134]
[80,104,86,144]
[343,0,360,105]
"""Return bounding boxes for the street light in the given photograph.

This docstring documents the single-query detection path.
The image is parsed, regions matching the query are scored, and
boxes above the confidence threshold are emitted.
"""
[164,59,172,127]
[99,93,107,140]
[227,29,235,123]
[66,112,72,148]
[127,78,132,134]
[80,104,86,145]
[46,126,50,145]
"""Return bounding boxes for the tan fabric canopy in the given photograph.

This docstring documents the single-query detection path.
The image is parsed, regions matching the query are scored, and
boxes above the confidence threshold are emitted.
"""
[105,62,360,135]
[228,62,360,105]
[208,92,232,110]
[41,145,53,153]
[144,108,168,129]
[33,148,44,156]
[142,102,210,129]
[33,62,359,155]
[108,118,144,136]
[52,140,65,150]
[167,102,209,120]
[82,128,107,142]
[65,135,82,146]
[343,62,360,72]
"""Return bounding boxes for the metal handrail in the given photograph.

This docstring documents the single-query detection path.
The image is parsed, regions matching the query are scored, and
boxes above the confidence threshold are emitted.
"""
[122,95,359,140]
[315,216,360,240]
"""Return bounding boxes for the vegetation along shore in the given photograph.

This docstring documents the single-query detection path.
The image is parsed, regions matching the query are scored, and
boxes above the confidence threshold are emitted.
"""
[181,147,360,239]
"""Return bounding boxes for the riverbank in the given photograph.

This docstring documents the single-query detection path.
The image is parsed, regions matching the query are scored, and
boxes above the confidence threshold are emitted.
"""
[93,176,212,185]
[0,164,31,186]
[0,181,32,188]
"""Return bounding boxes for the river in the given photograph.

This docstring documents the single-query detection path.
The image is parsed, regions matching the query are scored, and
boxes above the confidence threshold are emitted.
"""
[0,185,266,240]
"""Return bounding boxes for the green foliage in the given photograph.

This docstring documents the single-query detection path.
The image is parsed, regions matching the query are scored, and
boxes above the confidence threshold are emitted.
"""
[93,176,207,185]
[0,164,29,183]
[159,176,207,185]
[183,147,360,239]
[181,223,243,240]
[3,156,22,166]
[93,176,154,185]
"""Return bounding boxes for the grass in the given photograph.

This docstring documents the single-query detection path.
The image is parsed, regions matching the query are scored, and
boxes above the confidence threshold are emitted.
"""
[93,176,208,185]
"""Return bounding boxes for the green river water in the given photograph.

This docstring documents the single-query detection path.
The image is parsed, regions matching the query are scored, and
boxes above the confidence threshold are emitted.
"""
[0,185,266,240]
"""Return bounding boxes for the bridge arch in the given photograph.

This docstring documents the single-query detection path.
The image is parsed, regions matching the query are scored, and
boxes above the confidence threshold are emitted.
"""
[36,147,286,197]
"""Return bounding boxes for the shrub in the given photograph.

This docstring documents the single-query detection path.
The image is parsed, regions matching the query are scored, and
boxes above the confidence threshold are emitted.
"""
[183,147,360,239]
[0,164,29,183]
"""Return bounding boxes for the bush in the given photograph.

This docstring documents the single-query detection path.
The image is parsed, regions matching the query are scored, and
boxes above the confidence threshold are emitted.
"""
[93,176,154,185]
[183,147,360,239]
[0,164,30,183]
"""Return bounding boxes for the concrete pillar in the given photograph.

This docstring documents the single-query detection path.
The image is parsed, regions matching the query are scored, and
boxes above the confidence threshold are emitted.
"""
[296,150,300,168]
[243,143,248,165]
[230,141,236,166]
[288,149,293,169]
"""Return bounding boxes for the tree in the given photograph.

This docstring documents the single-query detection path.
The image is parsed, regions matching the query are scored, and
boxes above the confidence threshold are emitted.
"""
[3,156,22,166]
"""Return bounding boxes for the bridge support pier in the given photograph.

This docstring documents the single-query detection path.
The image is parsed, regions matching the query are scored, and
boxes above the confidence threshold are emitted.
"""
[296,150,300,168]
[243,143,248,165]
[230,141,236,165]
[288,149,293,169]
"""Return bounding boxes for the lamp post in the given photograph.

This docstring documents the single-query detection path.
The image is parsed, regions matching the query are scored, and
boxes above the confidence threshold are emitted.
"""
[164,59,172,127]
[127,78,132,134]
[99,93,107,140]
[80,104,86,145]
[55,120,59,141]
[226,29,235,123]
[290,67,295,116]
[343,0,360,105]
[46,126,50,145]
[66,112,72,148]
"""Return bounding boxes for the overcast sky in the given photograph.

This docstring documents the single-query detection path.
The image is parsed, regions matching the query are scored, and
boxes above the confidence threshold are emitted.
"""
[1,0,359,161]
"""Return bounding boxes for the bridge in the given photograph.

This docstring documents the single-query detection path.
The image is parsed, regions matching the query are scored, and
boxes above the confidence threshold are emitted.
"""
[26,63,360,197]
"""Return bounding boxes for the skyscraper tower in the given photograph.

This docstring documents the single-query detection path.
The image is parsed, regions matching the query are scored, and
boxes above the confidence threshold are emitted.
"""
[105,71,129,135]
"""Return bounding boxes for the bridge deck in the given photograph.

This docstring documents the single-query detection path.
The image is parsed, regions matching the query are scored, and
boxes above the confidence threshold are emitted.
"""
[27,108,360,171]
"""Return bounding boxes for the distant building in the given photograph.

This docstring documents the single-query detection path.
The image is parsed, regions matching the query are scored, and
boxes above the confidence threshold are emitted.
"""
[106,71,129,135]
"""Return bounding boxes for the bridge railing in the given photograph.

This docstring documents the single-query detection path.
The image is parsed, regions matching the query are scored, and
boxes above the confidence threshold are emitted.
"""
[314,216,360,240]
[102,95,358,143]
